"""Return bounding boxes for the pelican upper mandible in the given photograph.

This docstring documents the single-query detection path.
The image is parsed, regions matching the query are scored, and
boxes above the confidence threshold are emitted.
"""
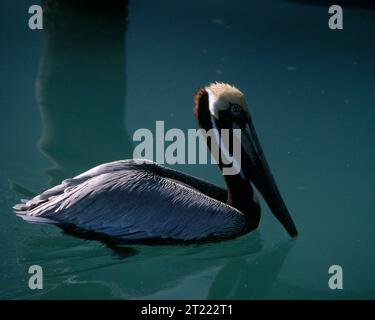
[14,82,298,243]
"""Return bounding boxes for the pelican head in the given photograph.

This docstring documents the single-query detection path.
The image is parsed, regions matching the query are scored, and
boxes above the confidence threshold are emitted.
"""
[194,82,298,237]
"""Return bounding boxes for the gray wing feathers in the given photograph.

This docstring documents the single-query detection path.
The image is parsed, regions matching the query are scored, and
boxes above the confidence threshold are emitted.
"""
[14,160,246,241]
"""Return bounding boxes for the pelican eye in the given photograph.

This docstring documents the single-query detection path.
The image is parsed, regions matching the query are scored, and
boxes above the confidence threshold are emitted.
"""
[229,104,241,116]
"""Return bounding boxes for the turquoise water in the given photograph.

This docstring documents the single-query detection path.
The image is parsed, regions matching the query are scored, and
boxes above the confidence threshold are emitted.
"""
[1,0,375,299]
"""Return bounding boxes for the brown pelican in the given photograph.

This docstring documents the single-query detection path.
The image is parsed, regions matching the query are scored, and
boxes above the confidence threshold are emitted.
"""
[14,83,297,243]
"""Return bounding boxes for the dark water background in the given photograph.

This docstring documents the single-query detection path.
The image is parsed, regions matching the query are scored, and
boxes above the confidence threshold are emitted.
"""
[0,0,374,299]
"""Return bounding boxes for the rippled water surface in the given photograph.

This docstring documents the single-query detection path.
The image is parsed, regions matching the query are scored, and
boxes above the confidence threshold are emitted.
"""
[1,0,375,299]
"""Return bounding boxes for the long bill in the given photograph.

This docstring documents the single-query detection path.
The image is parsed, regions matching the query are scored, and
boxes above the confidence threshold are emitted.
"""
[234,119,298,237]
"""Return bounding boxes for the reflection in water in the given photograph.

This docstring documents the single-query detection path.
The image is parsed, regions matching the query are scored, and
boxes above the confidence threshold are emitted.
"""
[207,240,294,299]
[13,232,301,299]
[37,0,131,185]
[14,232,266,299]
[12,230,373,299]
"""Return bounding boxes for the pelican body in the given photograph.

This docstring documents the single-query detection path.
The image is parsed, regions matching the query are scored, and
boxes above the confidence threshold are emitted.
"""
[14,83,297,243]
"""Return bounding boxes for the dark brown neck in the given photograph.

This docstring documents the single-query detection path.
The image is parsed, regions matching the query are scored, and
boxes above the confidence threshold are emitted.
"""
[193,87,260,230]
[224,174,260,230]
